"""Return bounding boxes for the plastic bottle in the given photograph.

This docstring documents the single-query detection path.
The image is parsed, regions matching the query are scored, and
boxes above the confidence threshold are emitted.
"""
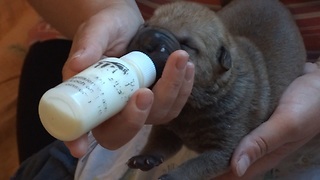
[38,51,157,141]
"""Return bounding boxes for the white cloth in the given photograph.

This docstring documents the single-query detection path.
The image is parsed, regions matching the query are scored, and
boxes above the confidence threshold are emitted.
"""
[75,129,320,180]
[74,126,151,180]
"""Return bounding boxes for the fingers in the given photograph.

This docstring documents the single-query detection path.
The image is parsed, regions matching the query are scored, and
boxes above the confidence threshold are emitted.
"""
[65,50,194,154]
[62,13,112,80]
[64,50,194,153]
[62,4,143,80]
[230,109,298,177]
[64,134,89,158]
[91,88,154,150]
[147,50,195,124]
[221,133,313,179]
[229,105,317,177]
[166,62,194,120]
[219,62,320,179]
[229,68,320,177]
[61,2,144,156]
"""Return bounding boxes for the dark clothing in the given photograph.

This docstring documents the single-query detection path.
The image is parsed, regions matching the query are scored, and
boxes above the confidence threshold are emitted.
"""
[16,40,72,162]
[12,140,77,180]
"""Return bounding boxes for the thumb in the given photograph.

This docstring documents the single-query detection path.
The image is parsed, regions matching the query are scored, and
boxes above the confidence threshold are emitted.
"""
[62,14,113,80]
[231,111,294,177]
[62,28,107,80]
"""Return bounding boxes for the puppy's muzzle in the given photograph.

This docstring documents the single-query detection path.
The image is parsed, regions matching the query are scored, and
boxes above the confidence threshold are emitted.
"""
[127,27,181,80]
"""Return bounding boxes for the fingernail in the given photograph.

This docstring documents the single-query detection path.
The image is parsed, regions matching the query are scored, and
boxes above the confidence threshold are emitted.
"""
[236,154,250,177]
[176,55,188,70]
[136,90,153,111]
[185,62,194,81]
[70,49,84,61]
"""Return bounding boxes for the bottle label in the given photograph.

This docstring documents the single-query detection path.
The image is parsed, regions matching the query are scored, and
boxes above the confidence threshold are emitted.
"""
[57,58,139,120]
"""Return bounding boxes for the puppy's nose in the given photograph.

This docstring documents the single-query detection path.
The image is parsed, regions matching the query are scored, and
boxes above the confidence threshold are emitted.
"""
[127,27,181,80]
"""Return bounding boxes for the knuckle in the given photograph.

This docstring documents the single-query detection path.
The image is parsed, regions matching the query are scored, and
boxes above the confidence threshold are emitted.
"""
[160,74,184,92]
[169,79,183,91]
[254,136,269,156]
[124,117,145,132]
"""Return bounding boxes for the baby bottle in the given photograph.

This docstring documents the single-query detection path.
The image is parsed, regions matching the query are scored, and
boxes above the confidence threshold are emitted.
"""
[39,51,156,141]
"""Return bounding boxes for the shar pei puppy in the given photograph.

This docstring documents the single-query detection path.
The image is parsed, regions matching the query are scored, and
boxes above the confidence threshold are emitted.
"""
[126,0,306,179]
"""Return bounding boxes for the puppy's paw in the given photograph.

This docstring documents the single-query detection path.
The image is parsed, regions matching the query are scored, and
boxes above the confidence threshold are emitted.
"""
[127,155,164,171]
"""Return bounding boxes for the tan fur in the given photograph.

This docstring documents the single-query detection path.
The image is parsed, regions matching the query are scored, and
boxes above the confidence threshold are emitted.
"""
[127,0,306,179]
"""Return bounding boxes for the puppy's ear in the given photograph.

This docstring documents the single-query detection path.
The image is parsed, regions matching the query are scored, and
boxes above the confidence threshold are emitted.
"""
[217,46,232,71]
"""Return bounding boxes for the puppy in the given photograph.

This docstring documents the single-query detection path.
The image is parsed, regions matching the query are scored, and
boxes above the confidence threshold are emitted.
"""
[127,0,306,179]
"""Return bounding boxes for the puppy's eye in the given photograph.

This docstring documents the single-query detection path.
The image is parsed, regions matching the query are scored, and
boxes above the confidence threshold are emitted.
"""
[180,39,199,54]
[217,46,231,70]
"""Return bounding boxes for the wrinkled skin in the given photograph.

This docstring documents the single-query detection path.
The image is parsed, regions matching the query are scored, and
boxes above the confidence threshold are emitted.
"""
[127,0,305,179]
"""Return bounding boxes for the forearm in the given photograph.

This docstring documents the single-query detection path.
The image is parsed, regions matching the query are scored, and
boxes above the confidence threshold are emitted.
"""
[27,0,139,39]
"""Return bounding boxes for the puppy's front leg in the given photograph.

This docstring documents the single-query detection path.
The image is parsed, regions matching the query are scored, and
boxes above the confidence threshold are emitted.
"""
[159,149,232,180]
[127,125,183,171]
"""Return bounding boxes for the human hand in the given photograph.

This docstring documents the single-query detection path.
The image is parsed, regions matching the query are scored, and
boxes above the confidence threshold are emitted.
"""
[58,0,144,157]
[60,0,195,158]
[217,61,320,179]
[62,0,144,79]
[65,50,195,158]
